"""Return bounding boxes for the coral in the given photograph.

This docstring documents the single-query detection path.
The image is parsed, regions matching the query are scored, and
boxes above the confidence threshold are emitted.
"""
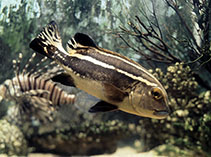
[0,119,29,156]
[139,63,211,155]
[152,144,207,157]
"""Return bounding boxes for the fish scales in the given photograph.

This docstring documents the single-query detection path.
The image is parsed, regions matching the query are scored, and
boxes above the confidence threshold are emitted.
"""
[51,49,154,93]
[70,50,159,87]
[76,48,159,86]
[58,53,136,90]
[30,21,170,119]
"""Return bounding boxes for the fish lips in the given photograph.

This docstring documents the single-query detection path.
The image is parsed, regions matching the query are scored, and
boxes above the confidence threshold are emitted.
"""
[153,109,170,119]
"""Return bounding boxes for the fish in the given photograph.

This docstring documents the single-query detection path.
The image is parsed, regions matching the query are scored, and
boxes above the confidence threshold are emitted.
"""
[29,21,170,119]
[0,52,75,123]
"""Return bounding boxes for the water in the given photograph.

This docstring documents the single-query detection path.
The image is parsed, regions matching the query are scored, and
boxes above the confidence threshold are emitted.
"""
[0,0,211,156]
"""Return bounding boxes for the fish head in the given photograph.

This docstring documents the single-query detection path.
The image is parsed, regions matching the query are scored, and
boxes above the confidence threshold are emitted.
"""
[131,83,170,119]
[0,81,10,102]
[0,84,6,102]
[0,80,16,102]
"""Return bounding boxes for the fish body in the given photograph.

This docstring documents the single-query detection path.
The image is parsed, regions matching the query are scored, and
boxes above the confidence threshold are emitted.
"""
[0,53,75,122]
[30,21,170,119]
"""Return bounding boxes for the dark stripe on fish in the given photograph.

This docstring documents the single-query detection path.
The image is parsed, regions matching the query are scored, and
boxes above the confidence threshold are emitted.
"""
[49,83,56,102]
[57,89,63,106]
[62,55,136,90]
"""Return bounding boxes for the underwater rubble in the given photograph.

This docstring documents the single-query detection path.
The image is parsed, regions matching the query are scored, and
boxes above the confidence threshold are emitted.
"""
[0,119,28,156]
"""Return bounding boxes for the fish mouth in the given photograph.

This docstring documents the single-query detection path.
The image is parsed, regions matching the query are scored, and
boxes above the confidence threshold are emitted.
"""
[153,109,169,119]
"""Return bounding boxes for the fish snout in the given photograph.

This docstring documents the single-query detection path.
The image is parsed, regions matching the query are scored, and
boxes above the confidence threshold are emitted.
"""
[153,105,170,119]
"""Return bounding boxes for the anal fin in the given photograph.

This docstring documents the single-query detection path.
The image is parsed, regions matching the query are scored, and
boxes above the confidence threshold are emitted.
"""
[89,101,118,113]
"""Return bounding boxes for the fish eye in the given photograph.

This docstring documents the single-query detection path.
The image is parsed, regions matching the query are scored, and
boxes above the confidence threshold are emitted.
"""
[151,87,163,100]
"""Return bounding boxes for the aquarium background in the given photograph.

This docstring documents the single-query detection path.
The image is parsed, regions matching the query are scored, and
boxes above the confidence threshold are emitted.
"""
[0,0,211,156]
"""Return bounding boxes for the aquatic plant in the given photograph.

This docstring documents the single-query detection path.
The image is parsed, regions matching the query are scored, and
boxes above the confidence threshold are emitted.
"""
[138,62,211,156]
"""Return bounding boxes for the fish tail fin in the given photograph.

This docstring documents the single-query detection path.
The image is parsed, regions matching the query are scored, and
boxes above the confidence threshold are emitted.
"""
[29,21,67,58]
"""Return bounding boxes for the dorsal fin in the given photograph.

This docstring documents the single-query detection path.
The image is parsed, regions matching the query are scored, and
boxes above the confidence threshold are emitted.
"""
[38,63,64,79]
[28,57,63,79]
[74,33,97,47]
[13,53,23,76]
[66,33,97,54]
[12,53,24,92]
[30,56,49,75]
[22,52,37,75]
[12,59,18,76]
[26,55,48,76]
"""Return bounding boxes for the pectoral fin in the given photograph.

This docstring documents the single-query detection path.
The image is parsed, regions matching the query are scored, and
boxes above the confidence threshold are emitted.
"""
[89,101,118,113]
[103,83,127,102]
[51,73,75,87]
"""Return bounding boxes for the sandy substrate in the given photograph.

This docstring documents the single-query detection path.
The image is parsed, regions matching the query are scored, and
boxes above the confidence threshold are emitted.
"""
[93,146,158,157]
[26,146,159,157]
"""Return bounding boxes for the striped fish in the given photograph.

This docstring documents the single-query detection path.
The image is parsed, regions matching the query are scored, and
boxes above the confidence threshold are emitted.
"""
[0,53,75,123]
[29,21,170,119]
